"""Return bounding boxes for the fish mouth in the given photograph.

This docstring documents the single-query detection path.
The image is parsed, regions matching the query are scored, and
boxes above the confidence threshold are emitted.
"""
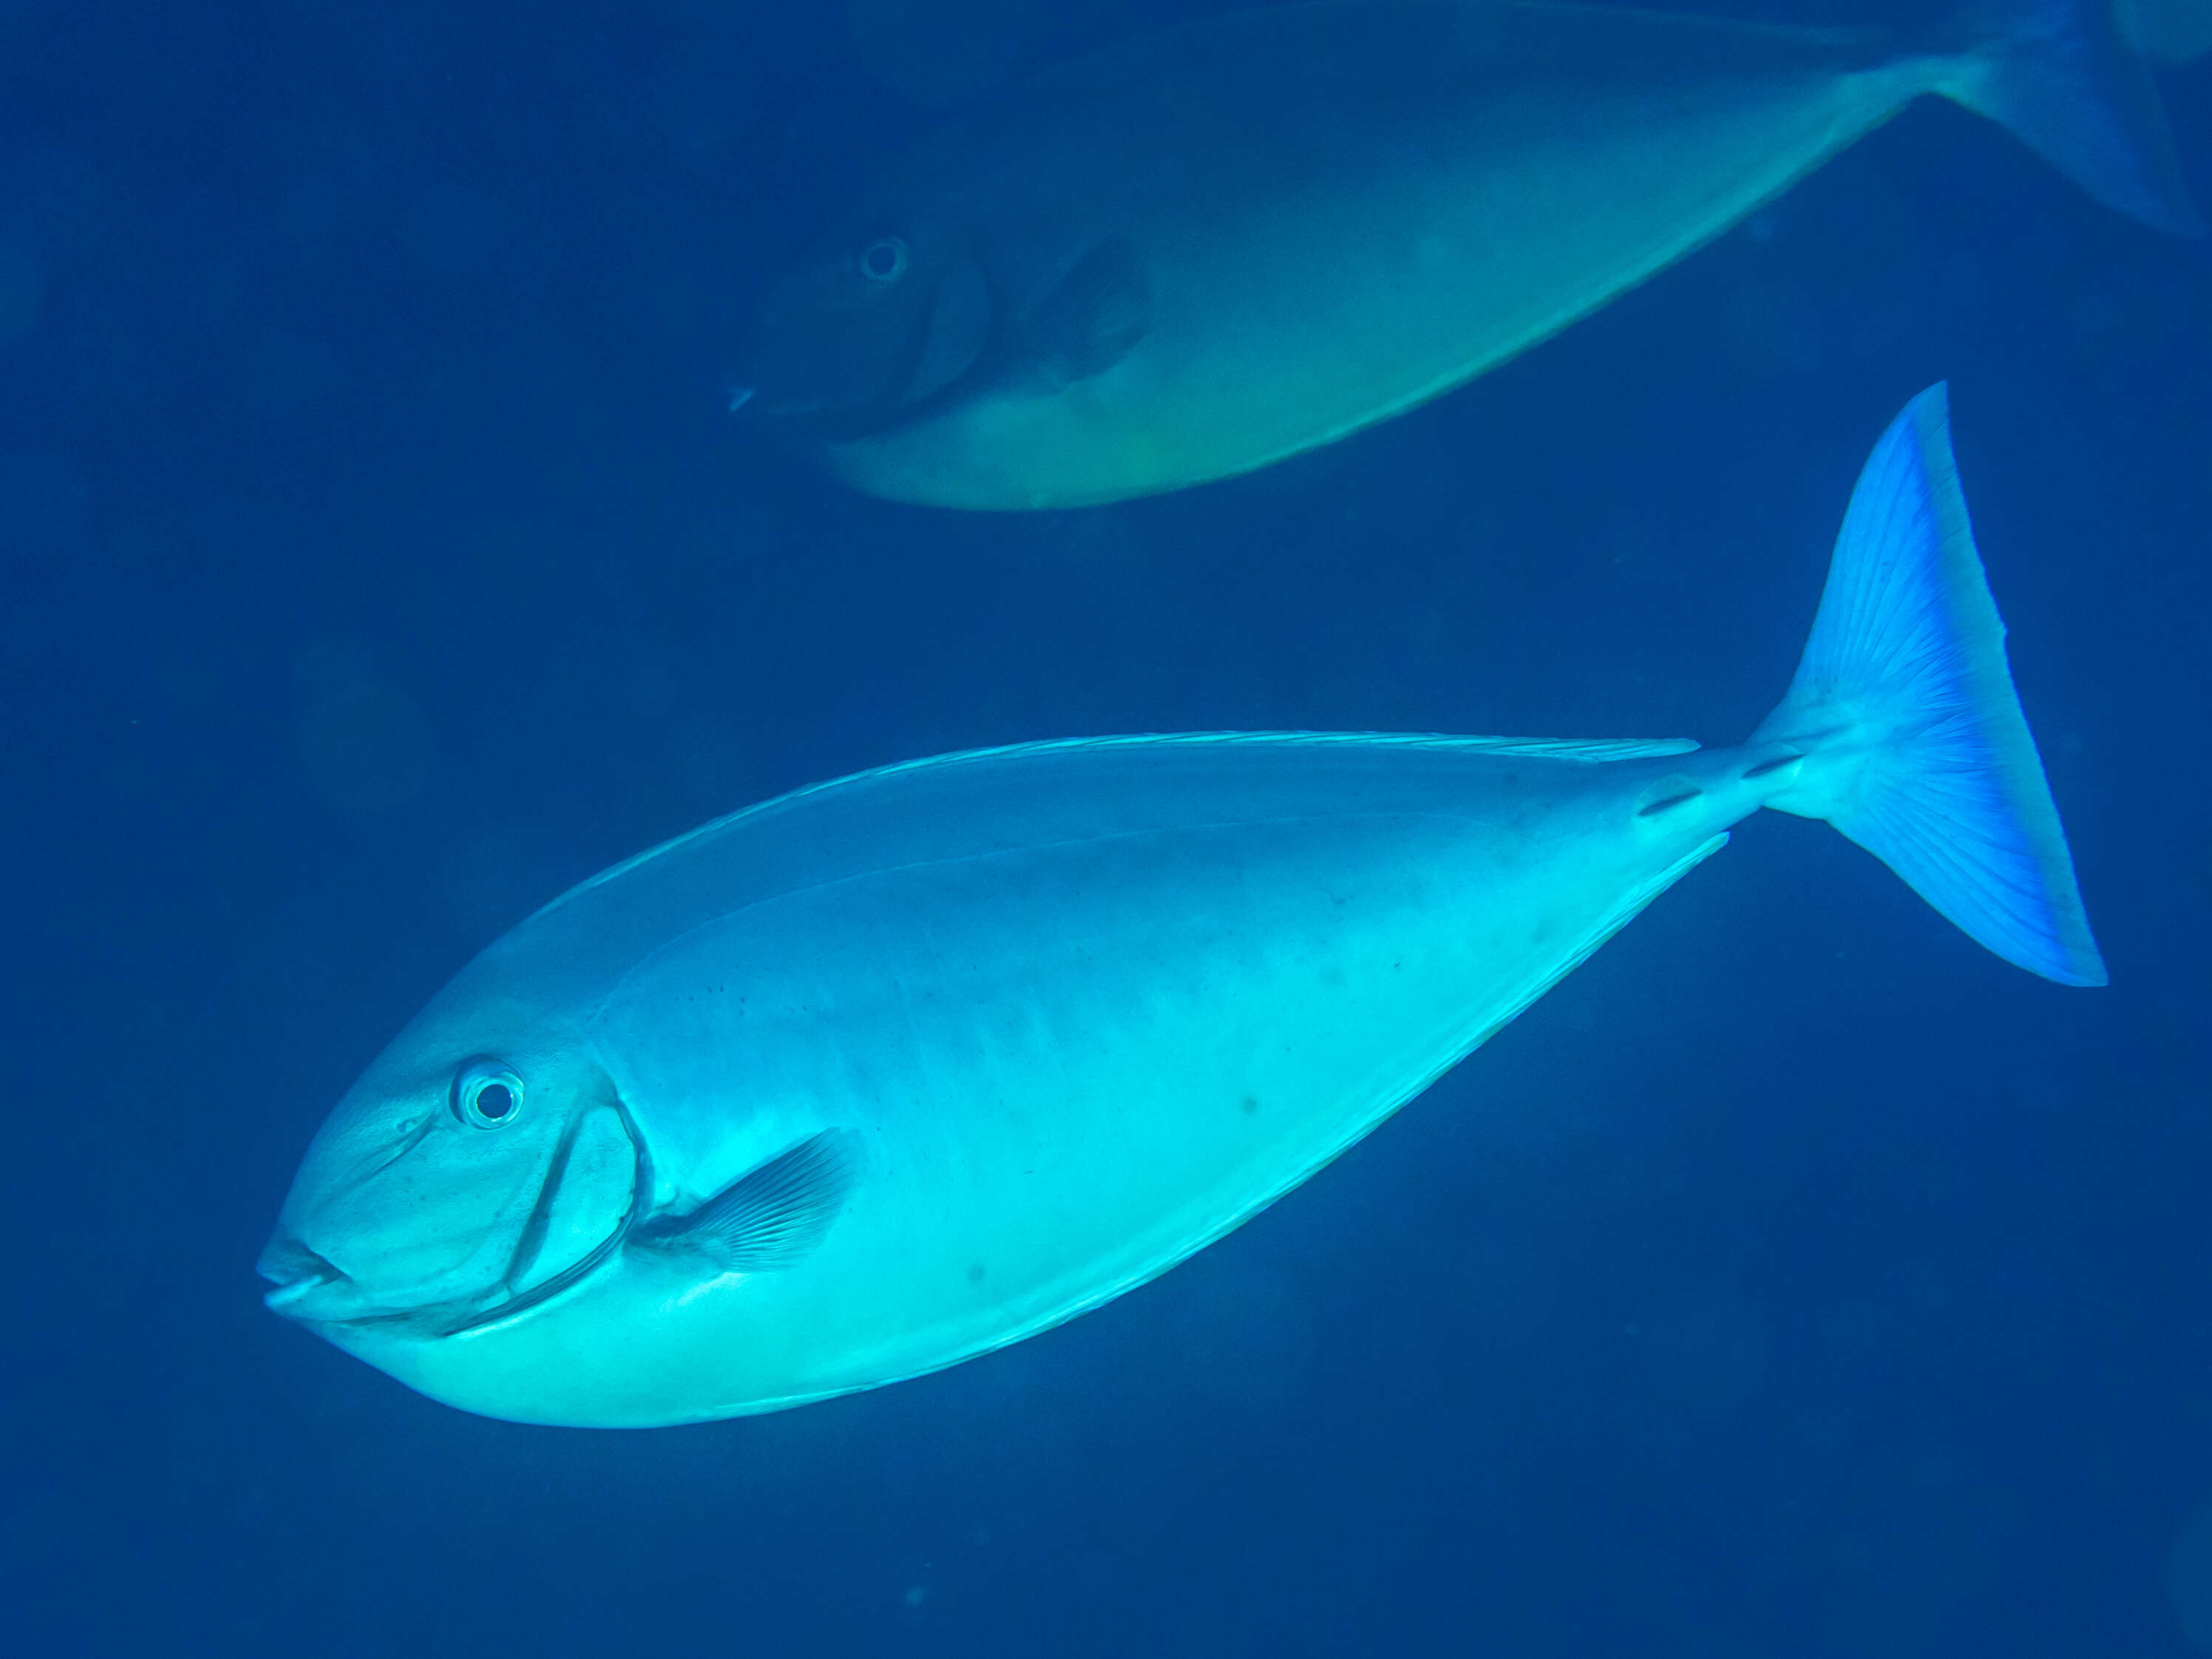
[257,1233,377,1324]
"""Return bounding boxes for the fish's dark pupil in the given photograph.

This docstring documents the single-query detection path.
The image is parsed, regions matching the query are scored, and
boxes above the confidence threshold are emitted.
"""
[475,1082,514,1120]
[863,241,903,279]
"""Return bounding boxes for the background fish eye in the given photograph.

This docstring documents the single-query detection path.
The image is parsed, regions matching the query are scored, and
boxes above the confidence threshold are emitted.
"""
[451,1062,525,1129]
[856,236,909,283]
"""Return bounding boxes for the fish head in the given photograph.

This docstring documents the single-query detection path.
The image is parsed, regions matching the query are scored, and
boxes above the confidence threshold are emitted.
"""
[734,203,995,438]
[259,979,642,1345]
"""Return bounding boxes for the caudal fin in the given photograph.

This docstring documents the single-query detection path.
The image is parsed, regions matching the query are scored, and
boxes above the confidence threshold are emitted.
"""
[1940,0,2204,234]
[1751,385,2107,987]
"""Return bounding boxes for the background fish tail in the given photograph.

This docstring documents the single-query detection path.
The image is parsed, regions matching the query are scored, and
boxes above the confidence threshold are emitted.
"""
[1750,385,2108,988]
[1937,0,2204,233]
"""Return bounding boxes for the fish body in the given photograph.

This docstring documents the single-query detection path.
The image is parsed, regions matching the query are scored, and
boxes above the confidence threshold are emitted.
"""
[740,1,2197,509]
[307,732,1740,1424]
[264,390,2106,1425]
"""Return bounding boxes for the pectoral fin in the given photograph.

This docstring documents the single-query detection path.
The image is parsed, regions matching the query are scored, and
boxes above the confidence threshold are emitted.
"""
[1022,237,1152,388]
[632,1130,858,1271]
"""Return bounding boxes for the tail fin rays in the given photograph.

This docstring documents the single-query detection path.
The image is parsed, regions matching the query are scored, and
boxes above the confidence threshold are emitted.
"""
[1754,384,2108,987]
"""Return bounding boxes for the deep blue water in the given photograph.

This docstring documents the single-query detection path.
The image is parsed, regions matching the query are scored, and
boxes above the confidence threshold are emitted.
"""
[5,1,2211,1653]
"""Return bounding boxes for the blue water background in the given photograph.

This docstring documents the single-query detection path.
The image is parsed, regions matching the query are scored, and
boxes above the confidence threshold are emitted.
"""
[4,1,2210,1652]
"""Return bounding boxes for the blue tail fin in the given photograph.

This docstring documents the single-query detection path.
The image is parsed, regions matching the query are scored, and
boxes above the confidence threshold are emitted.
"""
[1751,385,2107,987]
[1939,0,2203,235]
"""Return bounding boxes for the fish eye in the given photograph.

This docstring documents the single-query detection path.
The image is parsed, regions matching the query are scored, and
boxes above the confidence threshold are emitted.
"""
[452,1062,525,1129]
[856,237,909,284]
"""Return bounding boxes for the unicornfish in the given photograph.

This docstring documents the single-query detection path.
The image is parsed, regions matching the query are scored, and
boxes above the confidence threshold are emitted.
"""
[735,0,2201,509]
[262,387,2106,1425]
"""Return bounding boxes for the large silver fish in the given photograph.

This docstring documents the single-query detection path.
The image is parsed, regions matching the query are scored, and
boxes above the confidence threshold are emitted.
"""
[736,0,2199,509]
[262,388,2105,1426]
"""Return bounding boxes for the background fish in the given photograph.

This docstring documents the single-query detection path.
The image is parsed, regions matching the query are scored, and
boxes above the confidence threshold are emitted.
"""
[738,0,2201,509]
[2123,0,2212,58]
[262,387,2105,1425]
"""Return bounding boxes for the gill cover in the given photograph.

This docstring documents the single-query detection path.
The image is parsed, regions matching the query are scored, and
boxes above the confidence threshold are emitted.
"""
[438,1095,644,1335]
